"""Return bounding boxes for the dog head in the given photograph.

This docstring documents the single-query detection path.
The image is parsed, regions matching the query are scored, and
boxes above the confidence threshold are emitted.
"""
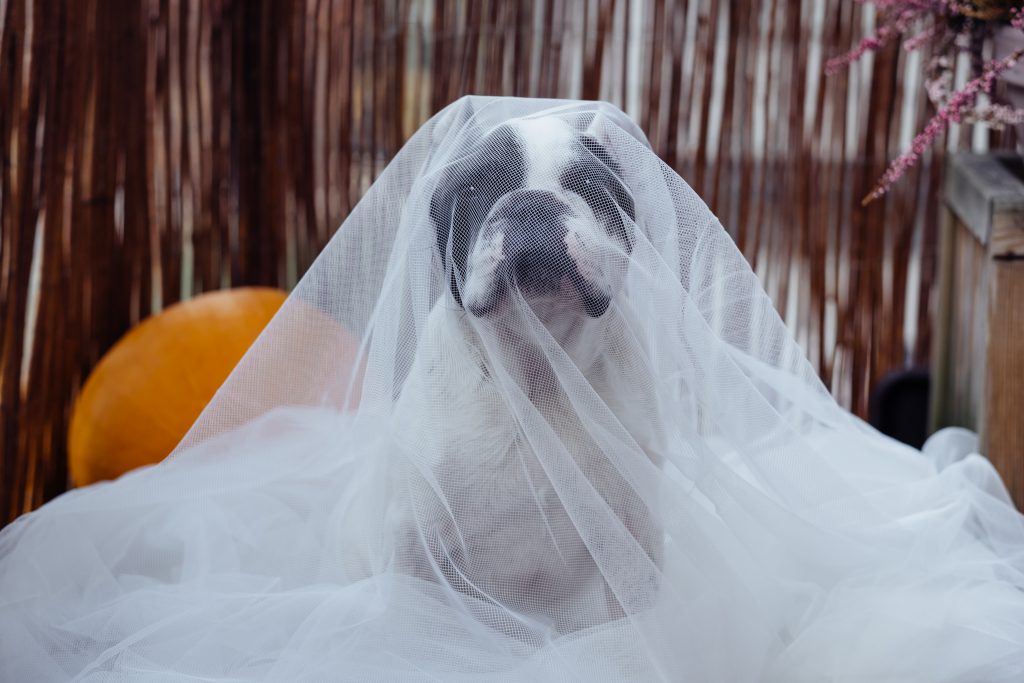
[429,114,635,323]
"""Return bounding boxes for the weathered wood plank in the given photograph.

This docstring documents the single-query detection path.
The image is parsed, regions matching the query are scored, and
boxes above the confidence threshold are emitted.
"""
[935,153,1024,507]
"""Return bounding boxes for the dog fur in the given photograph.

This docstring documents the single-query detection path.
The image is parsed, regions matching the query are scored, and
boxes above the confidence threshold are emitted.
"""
[390,113,665,636]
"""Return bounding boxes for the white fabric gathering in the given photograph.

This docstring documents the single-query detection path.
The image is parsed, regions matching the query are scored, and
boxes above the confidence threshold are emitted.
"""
[1,97,1023,681]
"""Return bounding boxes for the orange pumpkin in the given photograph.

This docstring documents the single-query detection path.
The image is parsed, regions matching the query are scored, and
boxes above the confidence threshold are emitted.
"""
[68,287,288,486]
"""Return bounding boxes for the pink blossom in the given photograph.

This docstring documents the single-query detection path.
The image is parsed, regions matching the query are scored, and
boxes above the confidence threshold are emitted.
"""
[826,1,1024,202]
[1013,8,1024,32]
[967,102,1024,126]
[825,10,920,75]
[903,24,939,52]
[863,48,1024,204]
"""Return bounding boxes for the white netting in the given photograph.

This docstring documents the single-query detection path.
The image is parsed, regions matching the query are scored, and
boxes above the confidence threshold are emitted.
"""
[2,97,1023,681]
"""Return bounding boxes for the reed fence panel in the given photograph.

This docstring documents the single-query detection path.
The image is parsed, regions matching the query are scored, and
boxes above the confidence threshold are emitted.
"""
[0,0,1005,523]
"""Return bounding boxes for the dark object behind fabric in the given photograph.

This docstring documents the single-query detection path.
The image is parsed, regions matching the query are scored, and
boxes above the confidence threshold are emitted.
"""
[869,369,931,449]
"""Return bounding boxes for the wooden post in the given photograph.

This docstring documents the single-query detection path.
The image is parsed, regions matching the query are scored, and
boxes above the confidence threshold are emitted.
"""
[932,153,1024,506]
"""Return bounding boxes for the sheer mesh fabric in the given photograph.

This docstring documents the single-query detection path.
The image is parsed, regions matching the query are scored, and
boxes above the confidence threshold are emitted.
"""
[2,97,1023,681]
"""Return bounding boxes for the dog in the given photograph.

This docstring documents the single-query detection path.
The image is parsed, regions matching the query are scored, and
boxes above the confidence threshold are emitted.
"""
[390,110,666,637]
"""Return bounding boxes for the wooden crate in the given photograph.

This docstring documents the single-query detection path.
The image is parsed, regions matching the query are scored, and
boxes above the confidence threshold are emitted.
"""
[932,153,1024,506]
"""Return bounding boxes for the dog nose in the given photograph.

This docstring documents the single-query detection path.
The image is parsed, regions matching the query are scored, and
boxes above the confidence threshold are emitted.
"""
[493,190,572,290]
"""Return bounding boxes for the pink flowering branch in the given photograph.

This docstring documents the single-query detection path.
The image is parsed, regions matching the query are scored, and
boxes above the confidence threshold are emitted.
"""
[829,1,1024,202]
[825,10,921,74]
[903,23,940,52]
[863,47,1024,205]
[967,102,1024,126]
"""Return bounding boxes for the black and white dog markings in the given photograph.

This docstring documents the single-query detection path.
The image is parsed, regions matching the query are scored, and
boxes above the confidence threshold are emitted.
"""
[391,112,663,637]
[430,116,635,321]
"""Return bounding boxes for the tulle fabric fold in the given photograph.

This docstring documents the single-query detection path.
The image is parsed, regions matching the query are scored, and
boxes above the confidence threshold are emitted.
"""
[2,97,1023,681]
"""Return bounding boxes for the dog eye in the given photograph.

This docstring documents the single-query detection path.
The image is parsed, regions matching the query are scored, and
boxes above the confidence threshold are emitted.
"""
[563,170,601,201]
[453,184,487,211]
[454,184,486,215]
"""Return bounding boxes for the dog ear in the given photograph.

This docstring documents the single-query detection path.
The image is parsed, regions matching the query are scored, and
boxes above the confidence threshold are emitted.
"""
[570,110,597,133]
[428,98,484,310]
[458,98,483,138]
[426,97,484,170]
[447,97,486,153]
[580,106,651,152]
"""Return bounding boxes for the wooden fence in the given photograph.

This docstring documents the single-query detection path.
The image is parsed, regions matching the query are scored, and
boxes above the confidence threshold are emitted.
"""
[0,0,1006,523]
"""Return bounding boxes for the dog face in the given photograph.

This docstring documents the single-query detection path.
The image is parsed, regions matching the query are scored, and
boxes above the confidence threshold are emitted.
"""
[430,116,635,321]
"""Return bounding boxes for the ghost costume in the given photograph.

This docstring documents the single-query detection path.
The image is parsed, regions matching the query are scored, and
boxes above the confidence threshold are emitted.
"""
[1,97,1023,681]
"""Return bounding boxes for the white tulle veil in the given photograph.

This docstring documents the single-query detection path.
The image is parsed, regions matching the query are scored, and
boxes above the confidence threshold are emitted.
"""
[2,96,1023,681]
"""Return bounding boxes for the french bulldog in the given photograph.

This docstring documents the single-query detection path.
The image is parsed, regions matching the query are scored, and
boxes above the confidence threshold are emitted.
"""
[391,109,665,637]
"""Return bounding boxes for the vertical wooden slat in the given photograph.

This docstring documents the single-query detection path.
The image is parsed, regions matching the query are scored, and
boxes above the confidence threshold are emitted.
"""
[0,0,1008,523]
[2,0,46,519]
